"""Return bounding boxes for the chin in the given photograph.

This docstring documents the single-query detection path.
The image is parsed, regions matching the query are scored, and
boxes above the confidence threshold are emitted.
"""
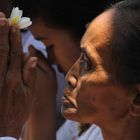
[62,106,97,124]
[61,106,77,119]
[61,106,85,123]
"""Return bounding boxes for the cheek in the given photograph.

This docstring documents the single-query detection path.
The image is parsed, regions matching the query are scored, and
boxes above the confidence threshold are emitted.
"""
[48,45,66,65]
[99,91,130,119]
[54,48,70,71]
[74,81,99,122]
[75,79,130,123]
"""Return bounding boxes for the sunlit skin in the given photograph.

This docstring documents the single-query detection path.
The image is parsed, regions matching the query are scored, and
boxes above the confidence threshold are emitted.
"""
[29,18,80,74]
[62,9,140,140]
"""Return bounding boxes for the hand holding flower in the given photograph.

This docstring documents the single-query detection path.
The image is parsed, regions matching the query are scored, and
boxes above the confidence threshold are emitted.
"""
[9,7,32,29]
[0,12,37,138]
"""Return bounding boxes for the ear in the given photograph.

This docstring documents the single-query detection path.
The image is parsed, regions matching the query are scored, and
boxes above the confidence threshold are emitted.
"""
[129,85,140,117]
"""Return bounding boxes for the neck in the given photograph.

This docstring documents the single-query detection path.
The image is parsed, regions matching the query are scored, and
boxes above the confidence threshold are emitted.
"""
[98,116,140,140]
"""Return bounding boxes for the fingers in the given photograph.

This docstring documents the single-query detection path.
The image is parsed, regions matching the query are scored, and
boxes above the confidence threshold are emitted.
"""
[37,58,54,75]
[29,45,46,62]
[0,18,9,49]
[28,45,37,56]
[23,57,38,89]
[23,53,30,63]
[9,25,23,71]
[29,46,53,74]
[0,18,10,92]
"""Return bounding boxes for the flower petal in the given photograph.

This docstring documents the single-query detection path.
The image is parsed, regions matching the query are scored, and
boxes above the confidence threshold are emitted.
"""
[10,7,23,25]
[10,7,23,19]
[10,7,17,19]
[9,7,32,29]
[18,17,32,29]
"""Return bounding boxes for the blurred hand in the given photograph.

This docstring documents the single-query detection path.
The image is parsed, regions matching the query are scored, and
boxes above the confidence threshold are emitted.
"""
[23,46,57,140]
[0,12,37,138]
[29,46,57,101]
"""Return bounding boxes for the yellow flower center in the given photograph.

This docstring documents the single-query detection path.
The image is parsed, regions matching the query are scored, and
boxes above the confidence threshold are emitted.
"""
[11,16,20,25]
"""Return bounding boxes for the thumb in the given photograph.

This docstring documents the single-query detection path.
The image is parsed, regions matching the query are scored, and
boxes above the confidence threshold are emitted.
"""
[23,57,38,89]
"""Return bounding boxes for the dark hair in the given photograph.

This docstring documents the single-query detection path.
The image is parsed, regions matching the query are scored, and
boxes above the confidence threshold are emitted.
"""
[11,0,119,39]
[109,0,140,86]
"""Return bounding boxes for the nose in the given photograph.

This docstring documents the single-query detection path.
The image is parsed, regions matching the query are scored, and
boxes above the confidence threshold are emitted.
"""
[66,76,77,88]
[65,63,79,89]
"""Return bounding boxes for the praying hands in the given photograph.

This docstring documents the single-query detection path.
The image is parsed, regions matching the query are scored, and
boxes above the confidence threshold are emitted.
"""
[0,12,37,138]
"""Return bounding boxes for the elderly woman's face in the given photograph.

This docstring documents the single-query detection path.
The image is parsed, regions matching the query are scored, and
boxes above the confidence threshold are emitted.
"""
[62,10,132,124]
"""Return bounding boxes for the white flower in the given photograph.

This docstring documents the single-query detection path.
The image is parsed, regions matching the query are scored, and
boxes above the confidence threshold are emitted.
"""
[9,7,32,29]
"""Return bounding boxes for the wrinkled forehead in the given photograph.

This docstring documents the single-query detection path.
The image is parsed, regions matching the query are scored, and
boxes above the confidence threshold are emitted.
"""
[81,9,115,51]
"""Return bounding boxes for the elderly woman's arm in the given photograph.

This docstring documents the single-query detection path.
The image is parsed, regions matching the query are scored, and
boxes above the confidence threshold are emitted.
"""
[0,12,37,139]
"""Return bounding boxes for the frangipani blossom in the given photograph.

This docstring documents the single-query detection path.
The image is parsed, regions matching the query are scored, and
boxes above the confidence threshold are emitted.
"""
[9,7,32,29]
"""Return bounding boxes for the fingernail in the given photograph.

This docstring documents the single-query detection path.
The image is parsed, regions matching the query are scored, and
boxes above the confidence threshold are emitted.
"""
[31,60,37,68]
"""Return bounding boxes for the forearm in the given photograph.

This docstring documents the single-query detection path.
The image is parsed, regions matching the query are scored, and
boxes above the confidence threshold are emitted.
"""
[24,116,56,140]
[23,96,57,140]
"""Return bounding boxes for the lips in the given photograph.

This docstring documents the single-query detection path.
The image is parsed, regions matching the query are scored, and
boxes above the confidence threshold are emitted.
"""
[62,88,77,109]
[62,96,75,109]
